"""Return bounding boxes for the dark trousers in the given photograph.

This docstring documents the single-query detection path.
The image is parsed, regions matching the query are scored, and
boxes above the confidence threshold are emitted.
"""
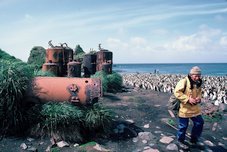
[177,115,204,142]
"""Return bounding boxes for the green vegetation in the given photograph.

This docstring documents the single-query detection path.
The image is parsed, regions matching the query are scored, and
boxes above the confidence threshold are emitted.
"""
[106,71,123,93]
[91,71,123,93]
[34,102,84,141]
[0,49,21,62]
[33,70,56,77]
[31,102,113,142]
[83,103,113,131]
[74,45,85,62]
[27,46,46,70]
[0,52,33,135]
[91,71,108,92]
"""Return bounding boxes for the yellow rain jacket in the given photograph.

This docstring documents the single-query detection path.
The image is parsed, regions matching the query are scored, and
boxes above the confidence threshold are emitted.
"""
[174,76,202,118]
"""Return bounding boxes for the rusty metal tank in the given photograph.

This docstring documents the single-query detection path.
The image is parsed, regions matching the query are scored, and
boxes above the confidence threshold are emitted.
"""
[45,47,64,63]
[83,54,97,77]
[42,63,59,76]
[63,46,74,63]
[31,77,102,105]
[96,49,112,74]
[67,61,81,77]
[62,46,74,76]
[101,63,112,74]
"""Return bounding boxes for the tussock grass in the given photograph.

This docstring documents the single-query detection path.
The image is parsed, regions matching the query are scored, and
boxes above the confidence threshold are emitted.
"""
[106,71,122,93]
[32,102,84,141]
[33,70,56,77]
[91,71,108,92]
[0,60,33,135]
[92,71,123,93]
[30,102,114,142]
[83,103,113,131]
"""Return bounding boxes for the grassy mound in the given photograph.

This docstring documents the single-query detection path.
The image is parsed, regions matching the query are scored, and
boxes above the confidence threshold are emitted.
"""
[91,71,123,93]
[30,102,114,142]
[0,56,33,135]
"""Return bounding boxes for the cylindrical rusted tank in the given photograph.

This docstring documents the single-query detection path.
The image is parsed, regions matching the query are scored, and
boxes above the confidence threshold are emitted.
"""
[42,63,59,76]
[101,63,112,74]
[63,47,74,63]
[62,47,74,76]
[83,54,97,77]
[67,61,81,77]
[96,49,112,74]
[31,77,102,105]
[45,47,64,63]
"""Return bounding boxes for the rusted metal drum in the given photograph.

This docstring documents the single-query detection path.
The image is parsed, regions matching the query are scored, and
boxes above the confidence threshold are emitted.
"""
[67,61,81,77]
[101,63,112,74]
[83,54,97,77]
[63,47,74,63]
[31,77,102,105]
[45,47,64,63]
[42,63,59,76]
[96,50,112,73]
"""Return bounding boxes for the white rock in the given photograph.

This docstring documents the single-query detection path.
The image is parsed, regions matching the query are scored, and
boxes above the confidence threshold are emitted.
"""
[144,124,150,128]
[159,136,174,144]
[155,126,160,129]
[45,145,51,152]
[27,137,35,142]
[166,143,178,151]
[56,141,69,148]
[154,131,162,134]
[204,140,215,146]
[126,119,134,124]
[74,143,79,147]
[143,148,159,152]
[138,132,153,141]
[144,146,151,150]
[93,144,110,152]
[20,143,27,150]
[39,141,44,145]
[142,140,148,144]
[132,137,138,143]
[27,147,37,152]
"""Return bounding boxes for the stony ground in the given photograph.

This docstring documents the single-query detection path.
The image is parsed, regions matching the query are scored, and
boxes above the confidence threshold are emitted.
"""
[0,86,226,152]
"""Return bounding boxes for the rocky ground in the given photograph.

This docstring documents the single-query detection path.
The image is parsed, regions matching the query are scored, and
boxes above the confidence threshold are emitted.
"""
[0,86,226,152]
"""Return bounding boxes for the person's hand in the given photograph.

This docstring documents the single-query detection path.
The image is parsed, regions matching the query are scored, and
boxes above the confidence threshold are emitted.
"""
[189,96,197,105]
[195,97,201,103]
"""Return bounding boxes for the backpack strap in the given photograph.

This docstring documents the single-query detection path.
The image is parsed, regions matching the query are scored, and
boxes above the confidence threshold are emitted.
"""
[182,78,187,93]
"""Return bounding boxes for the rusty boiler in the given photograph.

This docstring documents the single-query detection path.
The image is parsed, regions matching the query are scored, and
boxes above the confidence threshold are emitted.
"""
[42,62,59,76]
[83,54,97,77]
[67,61,81,77]
[45,47,64,76]
[62,43,74,76]
[31,77,102,105]
[101,62,112,74]
[45,47,64,63]
[96,48,113,74]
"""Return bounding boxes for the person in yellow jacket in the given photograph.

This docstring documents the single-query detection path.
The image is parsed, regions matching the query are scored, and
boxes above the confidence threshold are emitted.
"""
[174,66,204,149]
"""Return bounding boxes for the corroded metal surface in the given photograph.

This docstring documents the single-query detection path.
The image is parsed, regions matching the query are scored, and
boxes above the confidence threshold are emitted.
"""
[45,48,64,63]
[83,54,97,77]
[32,77,102,105]
[101,63,112,74]
[42,63,59,76]
[67,61,81,77]
[96,50,112,74]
